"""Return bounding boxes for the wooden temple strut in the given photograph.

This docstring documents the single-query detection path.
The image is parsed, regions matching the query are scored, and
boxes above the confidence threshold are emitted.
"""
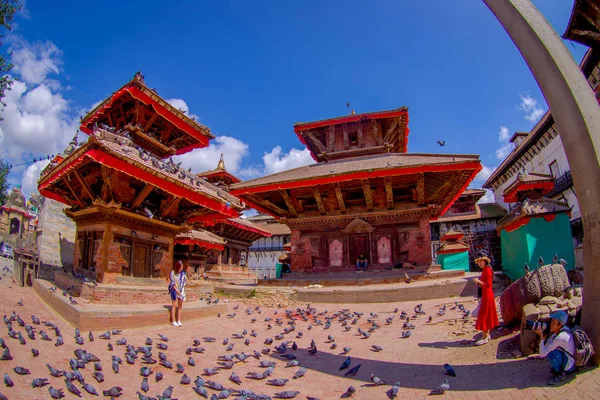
[334,184,347,213]
[131,184,155,210]
[247,193,290,217]
[279,189,298,217]
[160,196,182,218]
[384,177,394,210]
[304,131,327,154]
[311,187,326,215]
[417,173,426,205]
[429,173,459,204]
[73,171,95,201]
[62,176,83,207]
[144,113,159,132]
[361,179,374,210]
[383,117,400,144]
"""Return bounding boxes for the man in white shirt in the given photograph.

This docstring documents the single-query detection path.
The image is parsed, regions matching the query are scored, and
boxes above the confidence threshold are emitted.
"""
[534,310,576,385]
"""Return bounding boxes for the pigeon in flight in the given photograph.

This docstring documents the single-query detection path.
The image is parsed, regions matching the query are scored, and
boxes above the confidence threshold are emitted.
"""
[437,140,445,147]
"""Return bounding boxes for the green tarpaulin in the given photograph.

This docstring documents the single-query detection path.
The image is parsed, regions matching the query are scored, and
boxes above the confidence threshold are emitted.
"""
[438,251,469,272]
[500,213,575,280]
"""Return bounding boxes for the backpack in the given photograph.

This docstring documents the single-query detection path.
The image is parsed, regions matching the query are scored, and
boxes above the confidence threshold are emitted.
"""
[569,326,595,368]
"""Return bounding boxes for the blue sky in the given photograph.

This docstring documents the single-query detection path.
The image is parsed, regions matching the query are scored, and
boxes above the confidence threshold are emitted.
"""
[0,0,587,202]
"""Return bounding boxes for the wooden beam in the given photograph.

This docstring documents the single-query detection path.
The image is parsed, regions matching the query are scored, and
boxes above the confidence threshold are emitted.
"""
[131,184,155,210]
[304,131,326,154]
[135,100,140,125]
[569,28,600,42]
[160,196,182,218]
[383,117,400,144]
[342,124,349,150]
[417,173,425,205]
[119,105,127,125]
[327,125,335,152]
[247,193,290,217]
[63,176,83,207]
[107,112,114,127]
[144,113,159,132]
[373,120,383,146]
[357,125,363,147]
[429,173,459,204]
[279,189,297,217]
[384,177,394,210]
[73,170,95,201]
[361,179,374,211]
[311,187,326,214]
[334,184,346,213]
[161,125,173,143]
[101,165,114,202]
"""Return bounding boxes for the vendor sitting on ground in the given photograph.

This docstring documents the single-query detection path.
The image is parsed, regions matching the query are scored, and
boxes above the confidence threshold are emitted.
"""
[356,253,368,271]
[534,310,576,385]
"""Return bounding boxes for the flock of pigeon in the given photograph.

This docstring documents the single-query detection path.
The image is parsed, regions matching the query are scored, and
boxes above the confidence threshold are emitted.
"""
[0,286,472,399]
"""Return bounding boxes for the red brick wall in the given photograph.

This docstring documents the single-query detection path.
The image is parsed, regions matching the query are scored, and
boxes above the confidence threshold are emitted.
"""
[289,216,433,273]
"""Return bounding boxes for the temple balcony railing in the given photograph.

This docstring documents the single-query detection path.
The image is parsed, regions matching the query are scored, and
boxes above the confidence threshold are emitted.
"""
[249,246,286,252]
[547,170,573,197]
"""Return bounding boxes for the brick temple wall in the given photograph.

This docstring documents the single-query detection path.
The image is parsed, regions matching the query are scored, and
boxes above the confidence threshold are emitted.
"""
[289,216,432,273]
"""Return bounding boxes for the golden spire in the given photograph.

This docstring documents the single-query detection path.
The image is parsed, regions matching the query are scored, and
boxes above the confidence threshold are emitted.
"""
[351,108,356,115]
[216,153,225,170]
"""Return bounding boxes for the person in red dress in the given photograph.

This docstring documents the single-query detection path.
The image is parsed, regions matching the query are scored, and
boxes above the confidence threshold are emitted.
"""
[472,254,498,346]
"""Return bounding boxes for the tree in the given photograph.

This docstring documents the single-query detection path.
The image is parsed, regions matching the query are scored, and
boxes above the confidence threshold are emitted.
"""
[0,0,22,117]
[0,157,9,205]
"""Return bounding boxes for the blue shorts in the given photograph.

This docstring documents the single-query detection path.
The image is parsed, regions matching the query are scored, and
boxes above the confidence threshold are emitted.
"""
[169,290,178,301]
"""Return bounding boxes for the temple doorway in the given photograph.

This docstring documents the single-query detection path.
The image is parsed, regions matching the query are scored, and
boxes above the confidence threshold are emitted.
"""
[132,244,149,277]
[350,235,369,265]
[9,218,20,236]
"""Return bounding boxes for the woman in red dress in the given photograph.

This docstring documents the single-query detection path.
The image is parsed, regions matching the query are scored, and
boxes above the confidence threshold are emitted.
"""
[473,254,498,346]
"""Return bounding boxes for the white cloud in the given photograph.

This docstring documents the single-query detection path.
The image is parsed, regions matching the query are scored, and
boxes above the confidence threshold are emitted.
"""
[518,93,545,123]
[175,135,250,174]
[477,190,495,204]
[473,164,496,184]
[495,126,513,160]
[167,98,199,121]
[262,146,314,175]
[10,40,62,85]
[21,159,50,197]
[0,38,80,198]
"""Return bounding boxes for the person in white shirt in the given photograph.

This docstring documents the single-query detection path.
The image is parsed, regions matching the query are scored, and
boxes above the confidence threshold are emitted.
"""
[534,310,576,385]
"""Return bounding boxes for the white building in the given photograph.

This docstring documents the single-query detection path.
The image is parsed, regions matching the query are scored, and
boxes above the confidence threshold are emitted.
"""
[483,49,600,258]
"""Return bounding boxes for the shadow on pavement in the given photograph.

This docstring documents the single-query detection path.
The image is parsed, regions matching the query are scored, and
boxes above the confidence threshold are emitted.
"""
[267,343,597,392]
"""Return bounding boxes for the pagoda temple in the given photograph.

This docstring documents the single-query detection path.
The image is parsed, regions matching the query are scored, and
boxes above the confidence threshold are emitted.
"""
[37,72,244,283]
[231,108,482,272]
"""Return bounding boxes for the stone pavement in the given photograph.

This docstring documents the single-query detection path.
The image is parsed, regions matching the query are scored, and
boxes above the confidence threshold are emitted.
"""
[0,267,598,399]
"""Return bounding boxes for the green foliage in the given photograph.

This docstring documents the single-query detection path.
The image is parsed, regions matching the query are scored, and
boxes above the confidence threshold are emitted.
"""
[0,0,22,116]
[248,289,257,298]
[0,157,9,205]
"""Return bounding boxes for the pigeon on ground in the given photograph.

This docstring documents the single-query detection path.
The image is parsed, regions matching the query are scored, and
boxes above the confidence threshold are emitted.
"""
[3,373,13,387]
[192,385,208,398]
[31,348,39,357]
[345,364,361,377]
[82,383,99,396]
[46,364,62,377]
[102,386,123,397]
[65,379,83,397]
[31,378,49,388]
[274,391,300,399]
[286,360,300,367]
[161,385,174,398]
[175,363,185,373]
[203,368,219,376]
[402,331,412,339]
[429,379,450,395]
[267,378,289,386]
[371,345,383,352]
[444,363,456,377]
[387,381,401,399]
[229,371,242,385]
[339,356,351,370]
[89,331,94,342]
[48,386,65,399]
[17,299,23,306]
[370,374,386,386]
[155,372,163,382]
[141,377,149,392]
[13,366,30,375]
[180,374,191,385]
[158,333,169,342]
[93,372,104,383]
[342,386,356,397]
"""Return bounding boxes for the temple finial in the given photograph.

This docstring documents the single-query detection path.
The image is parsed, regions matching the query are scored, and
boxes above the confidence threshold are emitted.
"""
[71,132,79,146]
[216,153,225,170]
[351,108,356,115]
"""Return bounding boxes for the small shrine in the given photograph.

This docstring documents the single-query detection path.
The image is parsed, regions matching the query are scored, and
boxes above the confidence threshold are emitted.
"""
[0,187,36,245]
[497,171,575,280]
[436,229,470,272]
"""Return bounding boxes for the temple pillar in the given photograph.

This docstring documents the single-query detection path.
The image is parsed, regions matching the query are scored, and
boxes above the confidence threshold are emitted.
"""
[483,0,600,363]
